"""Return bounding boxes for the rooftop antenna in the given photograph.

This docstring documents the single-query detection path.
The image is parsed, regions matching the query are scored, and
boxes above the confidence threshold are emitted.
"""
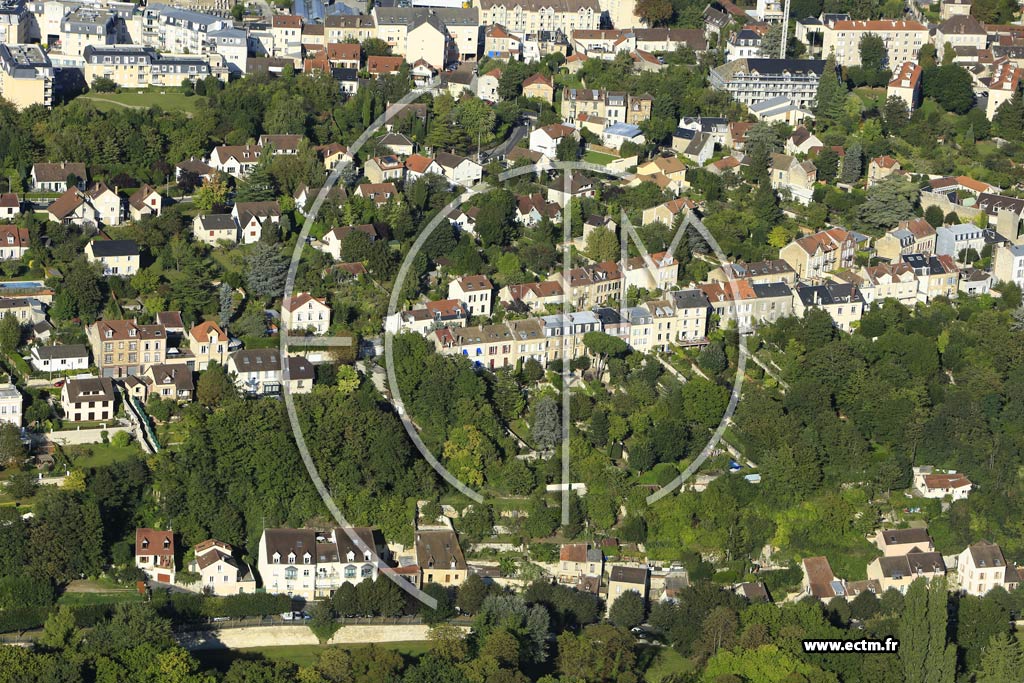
[779,0,791,58]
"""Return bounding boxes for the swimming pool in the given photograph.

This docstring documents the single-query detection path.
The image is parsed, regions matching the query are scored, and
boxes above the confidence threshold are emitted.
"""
[0,281,44,290]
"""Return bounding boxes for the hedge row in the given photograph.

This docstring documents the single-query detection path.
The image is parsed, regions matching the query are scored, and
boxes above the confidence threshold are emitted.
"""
[155,591,292,621]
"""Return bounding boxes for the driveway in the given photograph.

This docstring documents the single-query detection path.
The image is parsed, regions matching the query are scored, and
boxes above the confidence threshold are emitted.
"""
[486,124,529,159]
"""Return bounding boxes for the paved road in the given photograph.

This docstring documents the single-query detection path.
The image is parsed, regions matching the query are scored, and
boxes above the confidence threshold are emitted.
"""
[486,124,528,159]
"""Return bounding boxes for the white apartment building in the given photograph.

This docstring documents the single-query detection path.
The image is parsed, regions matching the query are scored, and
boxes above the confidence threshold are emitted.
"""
[821,19,928,67]
[709,58,827,110]
[257,527,388,601]
[478,0,600,36]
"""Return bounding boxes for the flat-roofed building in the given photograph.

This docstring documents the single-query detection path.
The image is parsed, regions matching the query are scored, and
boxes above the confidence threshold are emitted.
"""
[0,43,52,109]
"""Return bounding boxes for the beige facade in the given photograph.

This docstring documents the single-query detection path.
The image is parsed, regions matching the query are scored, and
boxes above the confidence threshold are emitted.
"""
[606,565,648,614]
[956,542,1019,596]
[416,530,468,587]
[87,319,166,378]
[282,293,331,335]
[61,376,115,422]
[258,527,388,601]
[0,44,53,110]
[821,20,928,67]
[188,321,229,371]
[448,275,493,317]
[780,228,856,280]
[875,218,935,262]
[794,283,864,332]
[189,540,256,596]
[479,0,600,36]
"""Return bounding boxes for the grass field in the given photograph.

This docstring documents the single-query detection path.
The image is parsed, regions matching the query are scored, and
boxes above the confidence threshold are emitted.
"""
[80,90,207,114]
[71,443,145,469]
[195,641,434,672]
[644,647,694,681]
[584,150,617,165]
[57,578,144,607]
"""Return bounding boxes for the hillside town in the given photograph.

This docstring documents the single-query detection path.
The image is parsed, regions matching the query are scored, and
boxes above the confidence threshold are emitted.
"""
[3,0,1024,678]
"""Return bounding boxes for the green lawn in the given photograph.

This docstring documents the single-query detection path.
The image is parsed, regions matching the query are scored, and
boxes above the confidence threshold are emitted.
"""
[584,151,617,165]
[71,443,145,469]
[196,641,434,672]
[644,647,694,682]
[56,589,143,607]
[79,90,207,114]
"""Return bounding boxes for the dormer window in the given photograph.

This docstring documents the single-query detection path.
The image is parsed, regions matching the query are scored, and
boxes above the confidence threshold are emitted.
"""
[163,538,170,548]
[288,552,296,564]
[273,552,281,564]
[142,538,149,548]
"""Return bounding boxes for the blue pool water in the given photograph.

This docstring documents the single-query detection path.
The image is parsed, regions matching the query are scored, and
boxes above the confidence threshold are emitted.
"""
[0,281,44,289]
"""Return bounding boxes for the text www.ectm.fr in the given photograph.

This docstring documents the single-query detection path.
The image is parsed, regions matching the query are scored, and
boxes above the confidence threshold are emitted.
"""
[803,638,900,654]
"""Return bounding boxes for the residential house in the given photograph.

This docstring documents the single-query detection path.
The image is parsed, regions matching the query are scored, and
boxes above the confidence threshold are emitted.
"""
[669,289,712,343]
[135,528,175,584]
[87,319,167,378]
[208,144,263,178]
[326,42,361,70]
[843,262,918,305]
[188,320,229,371]
[0,297,45,325]
[257,134,303,156]
[933,14,987,53]
[867,551,947,593]
[485,23,523,59]
[257,527,388,601]
[867,156,901,186]
[623,251,679,291]
[385,299,469,335]
[522,72,554,102]
[378,132,415,157]
[641,197,695,226]
[546,172,595,207]
[709,58,827,110]
[188,539,256,596]
[364,155,406,184]
[820,20,928,67]
[31,344,89,373]
[551,261,623,309]
[0,194,18,221]
[875,218,936,262]
[558,543,603,583]
[607,565,648,614]
[233,201,281,244]
[993,243,1024,289]
[31,162,86,192]
[887,61,923,111]
[477,67,502,100]
[779,228,856,280]
[47,188,101,227]
[769,154,816,204]
[976,193,1024,243]
[956,542,1021,596]
[128,184,162,221]
[986,59,1023,121]
[935,223,986,260]
[192,214,238,245]
[708,259,797,286]
[355,183,399,206]
[415,529,468,587]
[529,123,578,159]
[448,275,493,317]
[700,280,793,330]
[141,364,194,402]
[282,293,331,335]
[671,128,714,164]
[726,122,754,150]
[633,27,706,53]
[913,466,972,501]
[726,25,765,60]
[0,383,19,427]
[785,126,823,155]
[61,376,115,422]
[318,223,387,261]
[85,239,139,277]
[636,156,689,196]
[498,281,564,312]
[603,122,645,151]
[515,193,562,226]
[875,527,935,557]
[802,556,845,600]
[794,283,864,332]
[749,96,813,125]
[404,154,444,183]
[901,253,959,302]
[435,152,482,188]
[0,225,28,260]
[941,0,971,19]
[561,88,645,125]
[959,266,992,296]
[227,349,315,395]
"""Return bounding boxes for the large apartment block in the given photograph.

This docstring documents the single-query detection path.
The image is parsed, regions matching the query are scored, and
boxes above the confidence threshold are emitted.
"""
[0,43,52,109]
[257,527,388,601]
[821,19,928,67]
[710,58,827,110]
[83,45,211,89]
[87,319,167,378]
[478,0,600,37]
